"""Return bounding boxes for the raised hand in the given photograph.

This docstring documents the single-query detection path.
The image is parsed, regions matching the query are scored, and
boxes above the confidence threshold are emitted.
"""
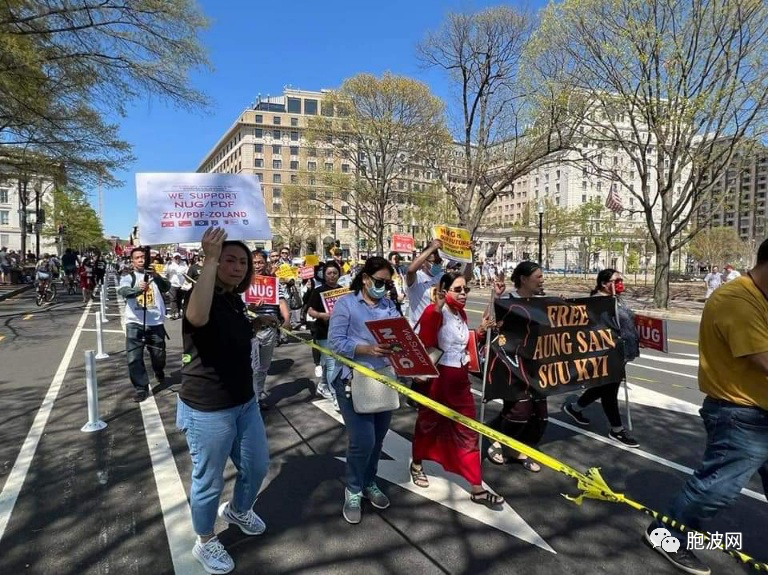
[201,227,227,263]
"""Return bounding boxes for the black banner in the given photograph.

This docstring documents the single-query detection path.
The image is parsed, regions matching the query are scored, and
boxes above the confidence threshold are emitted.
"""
[484,296,626,400]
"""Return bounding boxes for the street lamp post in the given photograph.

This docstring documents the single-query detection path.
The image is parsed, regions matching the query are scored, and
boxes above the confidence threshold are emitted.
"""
[537,199,544,267]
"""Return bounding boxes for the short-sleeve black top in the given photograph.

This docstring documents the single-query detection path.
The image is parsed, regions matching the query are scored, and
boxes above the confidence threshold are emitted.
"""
[179,289,254,411]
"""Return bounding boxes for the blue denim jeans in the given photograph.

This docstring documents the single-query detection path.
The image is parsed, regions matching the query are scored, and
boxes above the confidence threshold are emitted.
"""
[664,397,768,535]
[316,339,337,394]
[176,397,270,536]
[331,374,392,494]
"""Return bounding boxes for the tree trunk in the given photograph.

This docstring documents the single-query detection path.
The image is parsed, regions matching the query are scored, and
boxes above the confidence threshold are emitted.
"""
[653,244,672,308]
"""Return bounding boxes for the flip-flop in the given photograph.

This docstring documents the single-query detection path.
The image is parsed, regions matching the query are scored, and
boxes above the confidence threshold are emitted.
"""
[512,458,541,473]
[486,443,509,465]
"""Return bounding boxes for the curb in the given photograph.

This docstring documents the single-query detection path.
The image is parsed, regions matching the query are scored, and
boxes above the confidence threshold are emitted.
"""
[0,284,34,302]
[633,308,701,323]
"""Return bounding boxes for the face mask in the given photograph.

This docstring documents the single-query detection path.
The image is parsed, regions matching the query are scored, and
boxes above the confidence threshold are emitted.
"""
[614,280,625,295]
[430,263,443,276]
[445,292,465,309]
[367,284,387,300]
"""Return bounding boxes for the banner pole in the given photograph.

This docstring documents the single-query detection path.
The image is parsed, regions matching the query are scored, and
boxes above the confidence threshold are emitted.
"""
[611,283,632,432]
[478,284,496,462]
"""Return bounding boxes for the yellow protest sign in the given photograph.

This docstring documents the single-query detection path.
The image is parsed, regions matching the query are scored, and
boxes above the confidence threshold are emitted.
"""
[304,254,319,267]
[275,263,297,280]
[433,225,472,263]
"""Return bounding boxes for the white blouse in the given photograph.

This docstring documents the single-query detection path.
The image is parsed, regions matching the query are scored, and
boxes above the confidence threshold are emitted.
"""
[436,306,470,367]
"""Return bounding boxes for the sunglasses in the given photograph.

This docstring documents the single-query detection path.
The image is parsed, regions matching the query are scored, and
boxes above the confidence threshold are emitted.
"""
[448,286,471,294]
[369,276,394,289]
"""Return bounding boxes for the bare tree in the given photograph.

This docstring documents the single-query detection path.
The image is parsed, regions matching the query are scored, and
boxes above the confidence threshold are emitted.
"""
[271,184,323,254]
[307,72,450,255]
[419,6,579,241]
[530,0,768,307]
[688,227,751,269]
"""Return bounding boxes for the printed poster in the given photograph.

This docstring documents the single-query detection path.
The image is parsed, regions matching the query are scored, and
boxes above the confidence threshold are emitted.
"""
[634,315,668,353]
[433,225,472,263]
[321,287,352,314]
[391,234,414,253]
[366,317,440,378]
[136,173,272,244]
[244,275,279,305]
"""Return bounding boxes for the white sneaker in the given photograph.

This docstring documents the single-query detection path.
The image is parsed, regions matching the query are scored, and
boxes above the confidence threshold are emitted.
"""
[316,384,334,401]
[314,365,323,378]
[192,536,234,574]
[218,501,266,535]
[332,395,340,412]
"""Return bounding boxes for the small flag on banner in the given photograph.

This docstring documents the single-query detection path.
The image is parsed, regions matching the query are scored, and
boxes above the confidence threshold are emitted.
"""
[605,185,623,213]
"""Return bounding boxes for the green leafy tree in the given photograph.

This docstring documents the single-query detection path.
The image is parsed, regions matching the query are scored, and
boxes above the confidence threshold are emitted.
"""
[541,198,576,268]
[271,184,323,254]
[530,0,768,307]
[43,187,106,252]
[688,227,751,269]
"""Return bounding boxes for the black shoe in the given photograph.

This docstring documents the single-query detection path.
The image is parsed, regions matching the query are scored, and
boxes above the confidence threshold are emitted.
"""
[609,429,640,448]
[644,523,710,574]
[134,389,148,403]
[154,371,166,383]
[562,402,590,426]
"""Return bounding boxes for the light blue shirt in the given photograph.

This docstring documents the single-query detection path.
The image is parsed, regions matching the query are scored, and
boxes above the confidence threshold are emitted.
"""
[328,291,400,381]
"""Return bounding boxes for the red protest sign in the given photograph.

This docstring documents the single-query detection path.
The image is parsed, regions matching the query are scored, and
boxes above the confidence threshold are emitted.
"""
[299,266,315,280]
[634,314,668,353]
[245,275,279,305]
[391,234,414,253]
[321,287,351,314]
[467,330,481,373]
[366,317,440,379]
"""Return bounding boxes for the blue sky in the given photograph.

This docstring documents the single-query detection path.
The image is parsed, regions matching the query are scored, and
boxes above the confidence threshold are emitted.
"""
[98,0,543,237]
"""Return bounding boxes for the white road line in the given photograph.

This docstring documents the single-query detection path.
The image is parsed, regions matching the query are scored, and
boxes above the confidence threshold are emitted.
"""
[81,328,125,334]
[629,363,698,379]
[0,301,93,542]
[115,280,204,574]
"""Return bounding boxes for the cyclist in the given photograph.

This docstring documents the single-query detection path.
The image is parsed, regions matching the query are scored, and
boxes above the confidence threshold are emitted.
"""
[35,254,57,298]
[61,248,79,292]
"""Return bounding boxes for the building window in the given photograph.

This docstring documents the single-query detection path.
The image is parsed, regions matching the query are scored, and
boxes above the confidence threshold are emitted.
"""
[582,194,587,203]
[582,181,587,190]
[322,102,334,117]
[273,116,281,125]
[272,129,281,139]
[308,147,317,157]
[596,182,602,191]
[273,159,282,169]
[304,99,318,115]
[325,162,333,172]
[287,97,301,114]
[255,158,264,167]
[290,117,298,127]
[342,220,349,229]
[273,187,281,198]
[290,160,299,170]
[308,161,317,171]
[341,191,349,201]
[272,203,281,213]
[255,173,263,182]
[398,180,404,190]
[290,175,298,184]
[309,176,316,186]
[341,164,350,173]
[290,146,299,156]
[272,144,281,154]
[0,210,9,225]
[255,114,263,123]
[582,167,588,177]
[291,131,299,142]
[273,174,281,183]
[556,170,561,179]
[0,189,8,204]
[341,205,349,215]
[255,128,263,138]
[255,144,263,153]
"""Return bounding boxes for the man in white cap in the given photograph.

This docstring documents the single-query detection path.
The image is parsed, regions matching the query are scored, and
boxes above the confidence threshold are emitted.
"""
[165,252,189,319]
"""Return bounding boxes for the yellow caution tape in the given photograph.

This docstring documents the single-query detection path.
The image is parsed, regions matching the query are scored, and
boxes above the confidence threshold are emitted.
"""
[281,329,768,572]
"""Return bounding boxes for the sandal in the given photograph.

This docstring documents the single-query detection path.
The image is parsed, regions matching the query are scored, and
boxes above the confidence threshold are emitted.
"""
[410,463,429,488]
[486,442,508,465]
[470,490,505,508]
[512,457,541,473]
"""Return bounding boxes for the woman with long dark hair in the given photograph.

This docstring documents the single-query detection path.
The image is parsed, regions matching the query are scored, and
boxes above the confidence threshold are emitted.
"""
[487,261,548,472]
[307,260,342,409]
[328,256,400,525]
[176,228,270,574]
[410,272,502,507]
[562,269,640,447]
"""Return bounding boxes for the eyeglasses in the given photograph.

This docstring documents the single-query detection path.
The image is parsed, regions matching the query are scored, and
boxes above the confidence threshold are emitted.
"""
[370,276,394,289]
[449,286,471,294]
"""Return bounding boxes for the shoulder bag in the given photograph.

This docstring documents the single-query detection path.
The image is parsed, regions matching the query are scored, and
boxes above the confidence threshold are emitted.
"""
[351,365,401,414]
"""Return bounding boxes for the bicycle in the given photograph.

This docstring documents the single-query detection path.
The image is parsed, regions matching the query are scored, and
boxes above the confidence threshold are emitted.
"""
[35,277,57,306]
[64,270,78,295]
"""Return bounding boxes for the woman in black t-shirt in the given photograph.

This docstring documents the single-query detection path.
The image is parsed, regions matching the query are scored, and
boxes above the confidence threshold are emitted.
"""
[307,260,342,408]
[176,227,270,575]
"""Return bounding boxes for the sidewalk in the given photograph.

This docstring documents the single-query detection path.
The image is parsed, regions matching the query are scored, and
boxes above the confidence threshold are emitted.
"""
[0,284,33,302]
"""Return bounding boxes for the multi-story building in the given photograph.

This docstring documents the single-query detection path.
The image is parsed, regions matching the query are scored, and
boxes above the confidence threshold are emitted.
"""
[0,167,57,255]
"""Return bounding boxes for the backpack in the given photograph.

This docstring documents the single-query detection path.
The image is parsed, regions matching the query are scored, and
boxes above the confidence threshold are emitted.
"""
[287,282,303,310]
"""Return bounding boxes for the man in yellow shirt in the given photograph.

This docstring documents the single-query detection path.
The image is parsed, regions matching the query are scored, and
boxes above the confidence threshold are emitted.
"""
[645,241,768,575]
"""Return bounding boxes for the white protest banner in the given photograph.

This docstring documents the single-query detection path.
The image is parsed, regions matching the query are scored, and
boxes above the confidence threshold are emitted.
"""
[136,173,271,245]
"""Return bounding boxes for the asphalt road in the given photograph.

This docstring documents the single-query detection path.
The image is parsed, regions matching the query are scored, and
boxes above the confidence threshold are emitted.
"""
[0,283,764,575]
